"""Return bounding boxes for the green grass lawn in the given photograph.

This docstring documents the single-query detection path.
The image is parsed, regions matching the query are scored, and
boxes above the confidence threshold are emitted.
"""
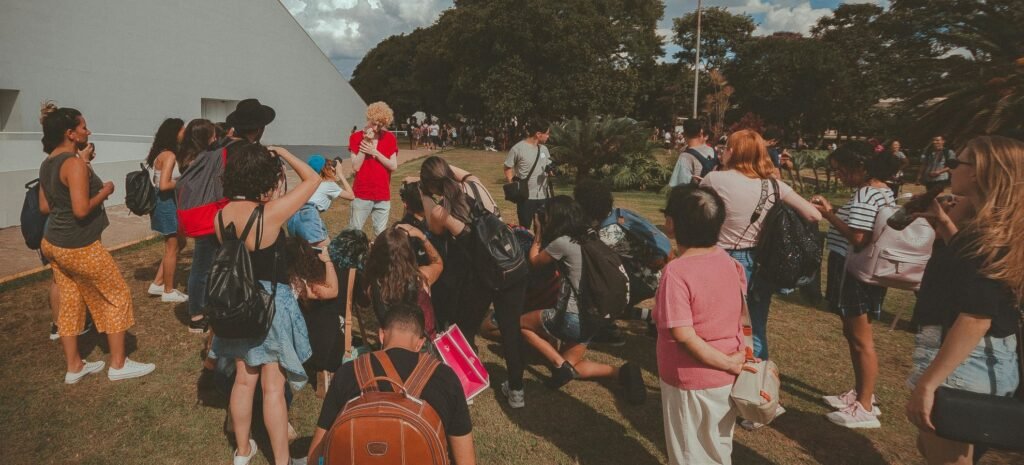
[0,149,1019,464]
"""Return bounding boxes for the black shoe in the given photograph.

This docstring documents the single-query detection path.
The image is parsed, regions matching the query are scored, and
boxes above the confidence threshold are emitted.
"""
[619,362,646,405]
[590,326,627,347]
[188,316,209,334]
[546,362,577,390]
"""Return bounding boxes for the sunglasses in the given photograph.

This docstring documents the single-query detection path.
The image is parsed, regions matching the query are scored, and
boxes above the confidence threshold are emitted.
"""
[944,158,973,170]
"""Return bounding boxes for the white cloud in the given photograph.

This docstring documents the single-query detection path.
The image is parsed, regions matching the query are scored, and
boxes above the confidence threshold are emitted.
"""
[284,0,453,76]
[727,0,833,36]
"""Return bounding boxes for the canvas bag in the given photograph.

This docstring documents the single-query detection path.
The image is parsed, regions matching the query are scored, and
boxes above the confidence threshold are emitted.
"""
[730,283,782,425]
[319,352,450,465]
[844,205,935,291]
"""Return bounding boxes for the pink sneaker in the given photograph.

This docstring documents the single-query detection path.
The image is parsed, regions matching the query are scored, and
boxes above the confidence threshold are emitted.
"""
[826,402,881,429]
[823,389,879,409]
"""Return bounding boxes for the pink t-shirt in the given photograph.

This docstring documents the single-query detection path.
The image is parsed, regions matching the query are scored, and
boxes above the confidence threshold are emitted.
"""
[700,170,794,250]
[654,248,746,390]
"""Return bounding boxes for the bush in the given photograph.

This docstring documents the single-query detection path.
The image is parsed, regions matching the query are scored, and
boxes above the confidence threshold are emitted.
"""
[549,116,660,190]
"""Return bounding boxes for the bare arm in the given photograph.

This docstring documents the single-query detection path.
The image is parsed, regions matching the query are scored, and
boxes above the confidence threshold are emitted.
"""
[783,192,823,223]
[262,147,321,229]
[504,166,515,183]
[38,184,50,215]
[449,433,477,465]
[350,149,366,172]
[157,152,176,192]
[62,157,113,220]
[418,239,443,286]
[670,326,745,374]
[303,249,339,300]
[360,140,398,172]
[811,197,870,249]
[906,314,992,431]
[308,427,328,462]
[335,163,355,201]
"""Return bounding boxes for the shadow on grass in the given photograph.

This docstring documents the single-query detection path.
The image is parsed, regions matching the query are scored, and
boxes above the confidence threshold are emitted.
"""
[82,329,138,359]
[485,361,663,465]
[770,407,890,465]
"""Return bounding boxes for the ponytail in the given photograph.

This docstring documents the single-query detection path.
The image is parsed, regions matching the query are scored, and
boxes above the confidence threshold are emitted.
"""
[39,101,82,154]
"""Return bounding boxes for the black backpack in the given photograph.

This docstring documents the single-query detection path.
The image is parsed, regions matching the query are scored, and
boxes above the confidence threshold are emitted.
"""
[755,179,822,289]
[205,206,278,339]
[684,147,719,177]
[573,234,630,338]
[20,179,46,250]
[465,182,528,290]
[125,163,157,216]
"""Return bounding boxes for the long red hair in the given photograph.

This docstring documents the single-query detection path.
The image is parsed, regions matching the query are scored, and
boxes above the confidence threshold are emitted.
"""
[724,129,776,179]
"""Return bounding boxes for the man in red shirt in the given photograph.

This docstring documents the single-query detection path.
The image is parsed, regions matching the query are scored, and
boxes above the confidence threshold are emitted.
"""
[348,101,398,235]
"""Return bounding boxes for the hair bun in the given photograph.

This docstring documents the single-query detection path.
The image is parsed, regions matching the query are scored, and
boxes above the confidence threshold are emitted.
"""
[39,101,59,124]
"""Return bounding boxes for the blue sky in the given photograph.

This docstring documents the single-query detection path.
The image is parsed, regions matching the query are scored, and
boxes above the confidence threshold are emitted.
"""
[282,0,886,78]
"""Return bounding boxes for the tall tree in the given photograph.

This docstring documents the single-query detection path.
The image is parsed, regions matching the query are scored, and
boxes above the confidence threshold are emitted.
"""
[672,7,755,71]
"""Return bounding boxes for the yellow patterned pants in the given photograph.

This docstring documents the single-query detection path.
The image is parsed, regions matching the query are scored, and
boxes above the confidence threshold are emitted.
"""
[41,239,134,337]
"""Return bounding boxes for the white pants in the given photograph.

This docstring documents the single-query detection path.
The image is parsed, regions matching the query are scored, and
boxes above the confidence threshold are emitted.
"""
[660,381,737,465]
[347,198,391,236]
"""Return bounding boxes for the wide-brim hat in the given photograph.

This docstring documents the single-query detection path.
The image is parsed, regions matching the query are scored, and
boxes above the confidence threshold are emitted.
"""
[226,98,276,130]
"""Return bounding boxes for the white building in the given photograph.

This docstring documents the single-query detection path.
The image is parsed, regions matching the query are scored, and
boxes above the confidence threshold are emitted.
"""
[0,0,367,227]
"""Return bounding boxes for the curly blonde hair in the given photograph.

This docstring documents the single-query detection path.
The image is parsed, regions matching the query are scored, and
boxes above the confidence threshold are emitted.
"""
[366,101,394,126]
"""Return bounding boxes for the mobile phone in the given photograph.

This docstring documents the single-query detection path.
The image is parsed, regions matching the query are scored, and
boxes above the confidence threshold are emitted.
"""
[311,246,324,254]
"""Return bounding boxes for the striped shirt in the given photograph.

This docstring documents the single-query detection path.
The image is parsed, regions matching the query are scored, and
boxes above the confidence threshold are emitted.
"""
[827,186,895,256]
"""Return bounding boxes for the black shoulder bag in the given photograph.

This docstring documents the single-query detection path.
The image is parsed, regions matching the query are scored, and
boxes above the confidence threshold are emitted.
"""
[503,146,541,203]
[931,311,1024,451]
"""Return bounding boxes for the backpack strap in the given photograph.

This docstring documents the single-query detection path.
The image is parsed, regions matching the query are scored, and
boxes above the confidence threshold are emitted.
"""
[237,205,262,241]
[404,353,441,398]
[373,351,404,390]
[354,353,376,393]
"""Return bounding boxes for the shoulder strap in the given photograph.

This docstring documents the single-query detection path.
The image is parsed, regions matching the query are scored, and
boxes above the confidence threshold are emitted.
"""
[237,206,262,241]
[523,145,542,181]
[465,180,488,217]
[405,353,441,398]
[729,179,771,250]
[354,354,376,393]
[343,268,357,358]
[373,351,404,389]
[683,147,703,158]
[736,265,755,362]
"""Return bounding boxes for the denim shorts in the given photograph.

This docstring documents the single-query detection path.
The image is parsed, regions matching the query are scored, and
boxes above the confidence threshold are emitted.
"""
[907,325,1020,396]
[541,308,590,344]
[287,203,328,243]
[149,192,178,236]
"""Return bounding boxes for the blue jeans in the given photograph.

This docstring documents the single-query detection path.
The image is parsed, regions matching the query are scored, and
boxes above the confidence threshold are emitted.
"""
[187,235,220,317]
[287,203,328,243]
[348,198,390,236]
[727,249,773,360]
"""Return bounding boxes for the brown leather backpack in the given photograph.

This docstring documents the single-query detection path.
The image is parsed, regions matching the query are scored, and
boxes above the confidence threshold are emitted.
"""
[321,351,450,465]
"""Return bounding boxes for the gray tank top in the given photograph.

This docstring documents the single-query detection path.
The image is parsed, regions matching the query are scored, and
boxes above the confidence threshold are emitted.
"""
[39,152,109,248]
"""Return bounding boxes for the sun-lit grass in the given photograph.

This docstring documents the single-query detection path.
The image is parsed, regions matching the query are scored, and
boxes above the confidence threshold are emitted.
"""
[0,149,1019,464]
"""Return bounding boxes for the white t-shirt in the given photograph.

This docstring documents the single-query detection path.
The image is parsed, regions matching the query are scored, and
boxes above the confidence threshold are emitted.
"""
[428,124,440,137]
[309,181,344,212]
[701,170,796,250]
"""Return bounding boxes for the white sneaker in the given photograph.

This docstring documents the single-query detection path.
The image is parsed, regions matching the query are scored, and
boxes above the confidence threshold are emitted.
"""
[65,360,105,384]
[740,405,786,431]
[160,289,189,303]
[823,389,880,409]
[148,282,165,296]
[500,381,525,409]
[826,402,881,429]
[107,358,156,381]
[233,439,257,465]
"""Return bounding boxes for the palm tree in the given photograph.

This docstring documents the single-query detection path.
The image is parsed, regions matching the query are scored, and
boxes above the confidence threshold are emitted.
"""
[548,116,656,184]
[906,2,1024,146]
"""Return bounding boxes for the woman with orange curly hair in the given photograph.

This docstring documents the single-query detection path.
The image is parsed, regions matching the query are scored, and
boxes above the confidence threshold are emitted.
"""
[348,101,398,236]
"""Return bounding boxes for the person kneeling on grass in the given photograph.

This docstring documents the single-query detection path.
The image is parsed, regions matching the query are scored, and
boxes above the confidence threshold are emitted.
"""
[655,185,748,465]
[308,302,476,465]
[519,195,646,404]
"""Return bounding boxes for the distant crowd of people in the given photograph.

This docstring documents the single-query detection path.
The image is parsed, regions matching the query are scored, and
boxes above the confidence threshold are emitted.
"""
[29,96,1024,465]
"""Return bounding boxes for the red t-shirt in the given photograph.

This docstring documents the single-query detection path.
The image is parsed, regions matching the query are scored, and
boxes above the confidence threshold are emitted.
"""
[349,130,398,201]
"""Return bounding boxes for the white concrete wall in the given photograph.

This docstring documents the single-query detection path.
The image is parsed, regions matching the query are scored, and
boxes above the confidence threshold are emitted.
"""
[0,0,367,227]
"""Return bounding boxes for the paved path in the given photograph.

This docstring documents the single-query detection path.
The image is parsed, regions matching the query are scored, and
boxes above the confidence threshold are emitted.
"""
[0,147,439,282]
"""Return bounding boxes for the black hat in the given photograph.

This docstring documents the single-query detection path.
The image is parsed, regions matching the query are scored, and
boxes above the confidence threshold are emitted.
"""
[226,98,276,130]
